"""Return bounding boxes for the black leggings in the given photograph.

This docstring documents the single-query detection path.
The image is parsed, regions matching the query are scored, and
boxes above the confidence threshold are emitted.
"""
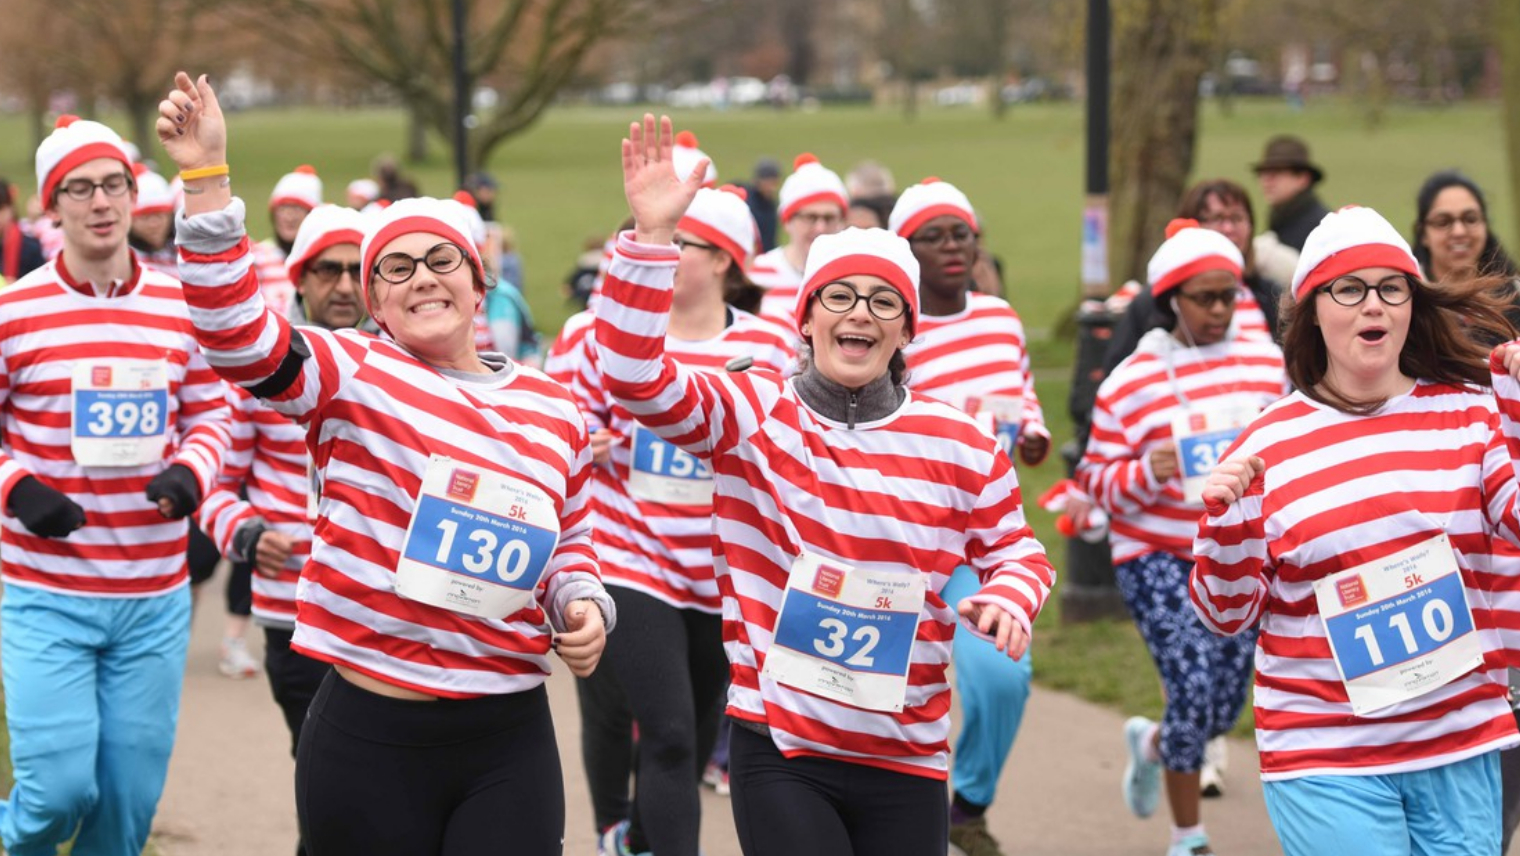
[295,671,564,856]
[599,587,727,856]
[574,664,636,833]
[729,724,948,856]
[262,627,331,757]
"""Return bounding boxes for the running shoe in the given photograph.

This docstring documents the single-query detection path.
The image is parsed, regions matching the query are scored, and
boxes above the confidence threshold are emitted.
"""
[1165,832,1214,856]
[218,636,259,679]
[1200,736,1227,798]
[948,815,1005,856]
[597,820,632,856]
[1122,715,1162,818]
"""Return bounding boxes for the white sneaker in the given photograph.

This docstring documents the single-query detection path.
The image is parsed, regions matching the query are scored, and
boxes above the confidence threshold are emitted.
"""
[1166,832,1214,856]
[218,636,259,679]
[1122,716,1162,818]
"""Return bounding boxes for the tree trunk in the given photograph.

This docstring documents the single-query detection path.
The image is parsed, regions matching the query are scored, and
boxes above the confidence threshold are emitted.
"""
[1108,0,1218,286]
[1499,0,1520,243]
[124,91,153,159]
[407,104,430,164]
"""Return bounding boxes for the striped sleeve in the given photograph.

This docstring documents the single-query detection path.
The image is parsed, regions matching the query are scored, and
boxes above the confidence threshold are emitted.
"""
[0,333,28,506]
[959,448,1057,636]
[197,388,261,555]
[1190,439,1270,636]
[1490,344,1520,546]
[169,347,234,498]
[1078,384,1163,516]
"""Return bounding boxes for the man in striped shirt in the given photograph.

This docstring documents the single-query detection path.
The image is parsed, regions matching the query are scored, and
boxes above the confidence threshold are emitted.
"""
[0,116,232,856]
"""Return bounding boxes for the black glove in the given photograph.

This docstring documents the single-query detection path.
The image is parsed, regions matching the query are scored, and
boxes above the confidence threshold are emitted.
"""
[146,464,202,520]
[8,475,86,538]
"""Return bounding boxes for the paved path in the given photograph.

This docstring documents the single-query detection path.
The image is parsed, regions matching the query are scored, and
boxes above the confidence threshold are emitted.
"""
[154,591,1282,855]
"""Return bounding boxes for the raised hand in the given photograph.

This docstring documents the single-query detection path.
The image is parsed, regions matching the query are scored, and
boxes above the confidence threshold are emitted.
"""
[156,72,226,173]
[622,114,706,246]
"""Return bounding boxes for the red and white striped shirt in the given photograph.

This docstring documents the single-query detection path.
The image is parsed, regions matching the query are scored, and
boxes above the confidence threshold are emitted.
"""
[198,386,311,627]
[252,239,296,320]
[1081,328,1285,564]
[569,309,793,612]
[906,293,1047,439]
[177,203,605,698]
[750,246,804,335]
[0,255,233,596]
[544,308,596,389]
[1192,380,1520,780]
[598,234,1054,778]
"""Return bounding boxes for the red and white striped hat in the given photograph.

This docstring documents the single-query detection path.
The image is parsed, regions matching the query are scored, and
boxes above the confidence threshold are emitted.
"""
[1290,205,1420,302]
[795,227,920,335]
[678,185,759,267]
[672,131,717,188]
[270,165,323,211]
[131,165,176,217]
[1147,218,1243,298]
[779,153,848,222]
[286,204,366,284]
[888,177,979,238]
[359,197,487,331]
[35,115,132,203]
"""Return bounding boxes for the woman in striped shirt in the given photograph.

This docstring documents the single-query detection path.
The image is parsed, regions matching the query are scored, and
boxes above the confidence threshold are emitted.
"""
[159,72,614,856]
[1079,219,1287,856]
[599,114,1054,856]
[1195,206,1520,855]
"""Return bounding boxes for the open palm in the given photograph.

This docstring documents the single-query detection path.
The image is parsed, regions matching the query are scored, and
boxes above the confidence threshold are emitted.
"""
[621,114,705,240]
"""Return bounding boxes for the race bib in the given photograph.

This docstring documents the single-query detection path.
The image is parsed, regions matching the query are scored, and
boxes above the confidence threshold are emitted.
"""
[394,455,561,619]
[71,361,170,467]
[969,394,1024,460]
[626,426,714,506]
[1170,402,1256,505]
[1315,533,1483,716]
[762,552,926,712]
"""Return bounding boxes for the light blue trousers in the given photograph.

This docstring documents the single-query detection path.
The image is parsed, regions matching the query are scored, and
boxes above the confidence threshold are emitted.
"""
[944,565,1032,807]
[1,584,191,856]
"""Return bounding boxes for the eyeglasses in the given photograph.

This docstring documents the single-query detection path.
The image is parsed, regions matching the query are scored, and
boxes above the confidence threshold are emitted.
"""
[909,225,975,248]
[57,173,133,202]
[1424,210,1484,232]
[1176,288,1239,309]
[1198,212,1250,229]
[814,282,907,321]
[373,242,466,285]
[308,260,363,284]
[674,237,717,252]
[1317,274,1415,307]
[791,211,843,228]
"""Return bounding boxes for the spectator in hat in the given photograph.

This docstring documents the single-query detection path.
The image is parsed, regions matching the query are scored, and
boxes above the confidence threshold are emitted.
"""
[0,178,44,282]
[1251,135,1330,253]
[746,158,781,252]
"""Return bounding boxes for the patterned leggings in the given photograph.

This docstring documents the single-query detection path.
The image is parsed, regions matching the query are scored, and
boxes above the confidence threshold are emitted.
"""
[1116,550,1257,771]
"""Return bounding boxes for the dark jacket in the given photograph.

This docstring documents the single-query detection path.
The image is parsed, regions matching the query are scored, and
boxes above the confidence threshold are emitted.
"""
[1102,272,1283,376]
[0,224,44,282]
[1268,189,1330,252]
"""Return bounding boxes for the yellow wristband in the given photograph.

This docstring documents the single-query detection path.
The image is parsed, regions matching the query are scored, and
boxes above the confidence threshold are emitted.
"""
[179,164,230,181]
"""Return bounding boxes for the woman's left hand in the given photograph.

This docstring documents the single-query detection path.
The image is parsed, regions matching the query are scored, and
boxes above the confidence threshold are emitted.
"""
[554,599,607,677]
[622,114,705,247]
[1500,341,1520,382]
[957,600,1029,660]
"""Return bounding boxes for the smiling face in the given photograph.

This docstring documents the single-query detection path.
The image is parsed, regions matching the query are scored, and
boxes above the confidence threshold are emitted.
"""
[47,157,135,263]
[1315,265,1413,398]
[1420,186,1487,283]
[367,232,483,370]
[801,274,911,390]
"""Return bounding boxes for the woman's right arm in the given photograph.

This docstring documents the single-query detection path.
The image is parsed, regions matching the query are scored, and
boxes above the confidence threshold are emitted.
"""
[159,72,345,422]
[1190,454,1270,636]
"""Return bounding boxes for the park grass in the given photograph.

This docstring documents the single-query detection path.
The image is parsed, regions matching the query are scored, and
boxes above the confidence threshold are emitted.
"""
[0,95,1499,751]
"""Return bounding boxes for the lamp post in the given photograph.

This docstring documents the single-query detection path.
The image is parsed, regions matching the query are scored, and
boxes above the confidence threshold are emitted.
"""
[452,0,470,189]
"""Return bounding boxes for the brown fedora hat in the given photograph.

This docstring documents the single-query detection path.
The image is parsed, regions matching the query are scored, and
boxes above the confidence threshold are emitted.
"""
[1251,135,1324,184]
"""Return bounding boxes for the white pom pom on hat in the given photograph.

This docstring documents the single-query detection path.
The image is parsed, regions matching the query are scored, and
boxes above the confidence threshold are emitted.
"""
[131,165,177,217]
[1146,218,1244,298]
[34,115,132,203]
[358,197,487,332]
[779,153,848,222]
[270,165,323,211]
[888,177,978,238]
[1290,205,1421,302]
[678,184,759,267]
[794,227,921,335]
[672,131,717,188]
[286,204,366,284]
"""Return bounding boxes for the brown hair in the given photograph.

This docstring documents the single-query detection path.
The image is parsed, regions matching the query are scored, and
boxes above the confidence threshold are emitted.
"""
[1281,274,1515,414]
[1177,179,1257,274]
[723,259,763,315]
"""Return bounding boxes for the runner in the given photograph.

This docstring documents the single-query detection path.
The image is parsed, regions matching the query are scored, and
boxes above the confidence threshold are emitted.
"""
[573,184,792,856]
[1081,219,1286,856]
[253,165,322,319]
[1194,206,1520,855]
[894,177,1048,856]
[751,154,849,333]
[0,114,233,856]
[160,72,614,856]
[599,114,1054,856]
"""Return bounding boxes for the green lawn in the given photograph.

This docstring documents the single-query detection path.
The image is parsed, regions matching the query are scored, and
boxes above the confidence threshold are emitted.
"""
[0,95,1502,743]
